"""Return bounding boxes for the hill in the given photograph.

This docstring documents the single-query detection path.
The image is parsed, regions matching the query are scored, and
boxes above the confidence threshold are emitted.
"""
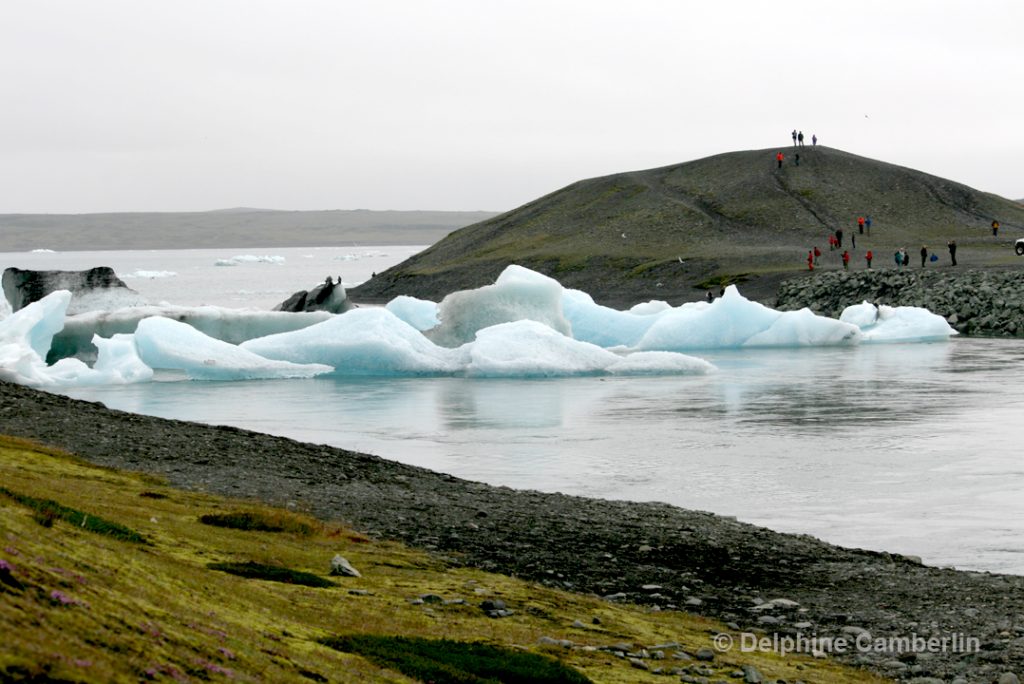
[350,147,1024,307]
[0,208,498,251]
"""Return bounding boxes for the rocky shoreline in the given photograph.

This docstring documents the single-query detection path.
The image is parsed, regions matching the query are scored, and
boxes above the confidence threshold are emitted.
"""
[776,268,1024,338]
[2,380,1024,683]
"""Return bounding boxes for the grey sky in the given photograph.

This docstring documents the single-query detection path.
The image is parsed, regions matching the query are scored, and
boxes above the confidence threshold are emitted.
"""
[1,0,1021,213]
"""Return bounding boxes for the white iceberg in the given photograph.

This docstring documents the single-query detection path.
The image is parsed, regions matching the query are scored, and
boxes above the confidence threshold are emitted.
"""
[242,307,463,376]
[427,265,572,347]
[134,317,332,380]
[385,295,440,331]
[840,301,958,342]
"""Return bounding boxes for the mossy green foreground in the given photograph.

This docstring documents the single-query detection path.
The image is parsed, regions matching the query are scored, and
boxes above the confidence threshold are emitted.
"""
[0,435,888,683]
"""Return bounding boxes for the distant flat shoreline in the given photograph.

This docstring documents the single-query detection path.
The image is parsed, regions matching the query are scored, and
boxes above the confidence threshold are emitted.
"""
[0,208,499,251]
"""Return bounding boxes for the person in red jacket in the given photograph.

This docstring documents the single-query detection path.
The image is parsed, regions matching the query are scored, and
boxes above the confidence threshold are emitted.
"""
[813,246,821,265]
[842,250,850,270]
[857,216,865,234]
[865,250,873,268]
[776,151,784,168]
[807,250,815,270]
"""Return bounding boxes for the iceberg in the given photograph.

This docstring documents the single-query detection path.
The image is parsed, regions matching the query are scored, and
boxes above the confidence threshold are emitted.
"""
[0,292,151,387]
[427,265,572,347]
[134,317,332,380]
[0,266,958,389]
[840,301,958,342]
[241,307,463,375]
[465,320,713,377]
[55,306,332,363]
[632,286,860,350]
[385,295,440,331]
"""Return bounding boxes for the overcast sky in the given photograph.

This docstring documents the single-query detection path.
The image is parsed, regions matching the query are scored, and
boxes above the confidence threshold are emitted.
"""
[1,0,1021,213]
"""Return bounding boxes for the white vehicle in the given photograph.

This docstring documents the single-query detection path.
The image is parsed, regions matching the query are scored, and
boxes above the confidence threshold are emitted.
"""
[1016,238,1024,256]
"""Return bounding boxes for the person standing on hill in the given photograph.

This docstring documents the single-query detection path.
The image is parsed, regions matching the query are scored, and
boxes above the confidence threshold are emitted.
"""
[835,228,843,249]
[902,249,910,267]
[813,246,821,265]
[792,129,798,146]
[992,219,1000,236]
[920,245,928,267]
[857,216,865,234]
[808,250,815,270]
[865,215,872,235]
[798,131,805,146]
[776,151,784,168]
[842,250,850,270]
[866,250,873,268]
[948,240,958,266]
[812,133,817,146]
[894,250,902,267]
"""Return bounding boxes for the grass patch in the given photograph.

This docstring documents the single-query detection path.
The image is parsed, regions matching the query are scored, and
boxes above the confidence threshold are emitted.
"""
[0,486,148,544]
[321,634,593,684]
[1,432,887,683]
[695,273,751,290]
[200,509,316,535]
[207,560,336,588]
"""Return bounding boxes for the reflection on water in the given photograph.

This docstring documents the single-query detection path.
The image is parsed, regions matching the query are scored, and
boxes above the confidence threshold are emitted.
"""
[62,338,1024,574]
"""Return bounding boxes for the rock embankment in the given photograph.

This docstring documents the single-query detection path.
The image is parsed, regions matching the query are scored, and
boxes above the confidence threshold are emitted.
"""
[776,268,1024,337]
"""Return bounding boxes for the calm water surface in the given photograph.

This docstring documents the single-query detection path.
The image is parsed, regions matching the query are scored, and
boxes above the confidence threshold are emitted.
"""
[62,337,1024,575]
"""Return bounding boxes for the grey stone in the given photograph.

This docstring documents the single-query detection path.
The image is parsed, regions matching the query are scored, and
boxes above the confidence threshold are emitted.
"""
[741,665,763,684]
[629,658,650,670]
[695,647,715,661]
[998,673,1021,684]
[479,598,506,611]
[329,554,361,577]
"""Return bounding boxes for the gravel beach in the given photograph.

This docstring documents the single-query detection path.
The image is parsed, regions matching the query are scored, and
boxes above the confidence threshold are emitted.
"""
[2,380,1023,682]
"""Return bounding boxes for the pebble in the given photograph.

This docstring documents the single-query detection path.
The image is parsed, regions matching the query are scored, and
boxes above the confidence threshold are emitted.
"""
[695,647,715,661]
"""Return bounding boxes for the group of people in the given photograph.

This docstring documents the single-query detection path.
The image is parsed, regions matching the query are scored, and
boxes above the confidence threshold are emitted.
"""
[775,130,819,168]
[790,130,817,147]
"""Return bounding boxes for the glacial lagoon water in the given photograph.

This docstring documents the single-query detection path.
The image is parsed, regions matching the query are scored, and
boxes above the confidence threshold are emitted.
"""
[5,247,1024,574]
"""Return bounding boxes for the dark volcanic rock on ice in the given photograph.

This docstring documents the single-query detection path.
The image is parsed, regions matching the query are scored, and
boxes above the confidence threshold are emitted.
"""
[2,266,143,313]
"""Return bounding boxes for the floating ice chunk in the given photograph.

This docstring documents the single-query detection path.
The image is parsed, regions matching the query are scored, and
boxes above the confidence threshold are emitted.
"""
[56,306,331,363]
[561,288,665,347]
[635,286,860,350]
[841,302,958,342]
[0,290,71,359]
[466,320,617,377]
[0,290,150,387]
[30,248,57,253]
[428,265,572,347]
[120,270,177,279]
[92,333,153,383]
[134,317,332,380]
[215,255,285,266]
[465,320,714,377]
[838,301,878,329]
[607,350,715,375]
[628,300,673,316]
[386,295,440,331]
[745,307,861,347]
[242,307,462,375]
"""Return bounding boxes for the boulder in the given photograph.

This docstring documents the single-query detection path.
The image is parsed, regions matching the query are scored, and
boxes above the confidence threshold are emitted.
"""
[275,278,355,314]
[2,266,142,314]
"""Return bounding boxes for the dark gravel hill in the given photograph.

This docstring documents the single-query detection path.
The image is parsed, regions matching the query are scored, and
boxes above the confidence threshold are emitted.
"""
[350,147,1024,307]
